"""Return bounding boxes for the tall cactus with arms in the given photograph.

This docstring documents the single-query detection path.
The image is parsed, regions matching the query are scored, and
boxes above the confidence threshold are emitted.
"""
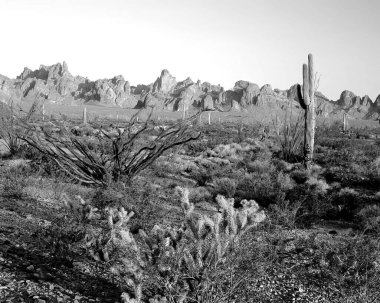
[297,54,315,169]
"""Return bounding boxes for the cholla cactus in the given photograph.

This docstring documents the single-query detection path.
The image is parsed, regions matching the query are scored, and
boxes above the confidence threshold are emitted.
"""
[85,187,265,303]
[152,187,267,299]
[61,193,99,223]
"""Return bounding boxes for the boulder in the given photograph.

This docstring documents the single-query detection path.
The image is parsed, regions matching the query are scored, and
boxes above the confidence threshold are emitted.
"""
[241,82,260,106]
[230,99,243,111]
[202,95,214,110]
[177,83,203,111]
[255,84,276,106]
[232,81,260,107]
[256,93,277,106]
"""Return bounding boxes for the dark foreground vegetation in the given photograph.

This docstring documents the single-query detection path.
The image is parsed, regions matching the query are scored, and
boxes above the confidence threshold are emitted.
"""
[1,107,380,302]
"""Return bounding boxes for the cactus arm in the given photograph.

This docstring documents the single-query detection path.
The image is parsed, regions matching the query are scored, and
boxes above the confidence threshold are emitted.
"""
[296,84,306,110]
[303,63,310,106]
[308,54,314,100]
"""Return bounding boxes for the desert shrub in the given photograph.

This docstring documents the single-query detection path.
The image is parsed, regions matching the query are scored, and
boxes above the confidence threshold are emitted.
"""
[290,169,309,184]
[0,166,28,199]
[323,165,373,188]
[28,153,71,181]
[268,199,303,229]
[188,186,213,204]
[0,106,23,156]
[276,110,304,163]
[15,144,41,160]
[367,157,380,187]
[355,204,380,234]
[245,159,272,174]
[236,170,293,207]
[183,139,209,156]
[208,142,253,162]
[32,216,86,266]
[329,188,362,220]
[271,158,293,172]
[91,187,126,210]
[284,182,332,225]
[370,157,380,176]
[189,166,215,186]
[123,181,176,231]
[212,177,236,198]
[0,100,41,156]
[314,120,342,140]
[299,235,380,294]
[305,176,330,193]
[29,194,95,266]
[22,111,200,187]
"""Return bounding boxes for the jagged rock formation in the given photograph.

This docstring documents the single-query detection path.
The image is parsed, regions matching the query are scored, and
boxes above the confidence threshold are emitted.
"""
[366,95,380,119]
[153,69,177,93]
[0,63,379,120]
[0,74,21,101]
[256,84,277,106]
[338,90,359,108]
[0,62,136,107]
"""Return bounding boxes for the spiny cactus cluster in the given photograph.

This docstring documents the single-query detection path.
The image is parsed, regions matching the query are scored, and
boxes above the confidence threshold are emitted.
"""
[61,193,99,223]
[80,187,265,303]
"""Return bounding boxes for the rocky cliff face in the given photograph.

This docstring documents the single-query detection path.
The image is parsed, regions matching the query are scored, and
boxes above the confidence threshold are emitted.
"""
[0,63,379,120]
[0,62,136,107]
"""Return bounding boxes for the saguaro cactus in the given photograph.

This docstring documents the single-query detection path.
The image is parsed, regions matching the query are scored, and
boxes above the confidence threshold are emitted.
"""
[343,112,348,131]
[297,54,315,169]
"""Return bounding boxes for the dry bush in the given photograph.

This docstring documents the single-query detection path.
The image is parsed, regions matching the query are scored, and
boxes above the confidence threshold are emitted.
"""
[21,110,200,187]
[0,100,39,156]
[356,204,380,234]
[0,166,27,199]
[268,199,303,229]
[212,177,236,198]
[276,103,304,163]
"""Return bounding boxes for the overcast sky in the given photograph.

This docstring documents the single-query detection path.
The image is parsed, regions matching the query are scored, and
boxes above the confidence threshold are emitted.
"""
[0,0,379,100]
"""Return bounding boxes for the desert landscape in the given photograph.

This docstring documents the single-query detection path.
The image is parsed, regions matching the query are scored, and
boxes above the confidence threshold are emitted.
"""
[1,1,380,303]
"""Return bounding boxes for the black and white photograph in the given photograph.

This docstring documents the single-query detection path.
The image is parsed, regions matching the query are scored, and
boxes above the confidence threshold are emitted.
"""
[0,0,379,302]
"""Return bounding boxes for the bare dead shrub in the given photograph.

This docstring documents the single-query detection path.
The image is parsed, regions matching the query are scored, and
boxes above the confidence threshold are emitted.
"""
[21,110,200,187]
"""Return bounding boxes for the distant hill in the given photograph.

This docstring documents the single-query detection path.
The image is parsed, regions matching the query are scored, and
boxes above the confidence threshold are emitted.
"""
[0,62,379,120]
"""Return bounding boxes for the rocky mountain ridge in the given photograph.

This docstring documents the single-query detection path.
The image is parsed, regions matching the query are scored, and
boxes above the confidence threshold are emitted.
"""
[0,62,379,120]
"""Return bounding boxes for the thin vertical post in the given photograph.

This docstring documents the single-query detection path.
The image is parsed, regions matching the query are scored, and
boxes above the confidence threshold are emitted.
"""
[83,107,87,124]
